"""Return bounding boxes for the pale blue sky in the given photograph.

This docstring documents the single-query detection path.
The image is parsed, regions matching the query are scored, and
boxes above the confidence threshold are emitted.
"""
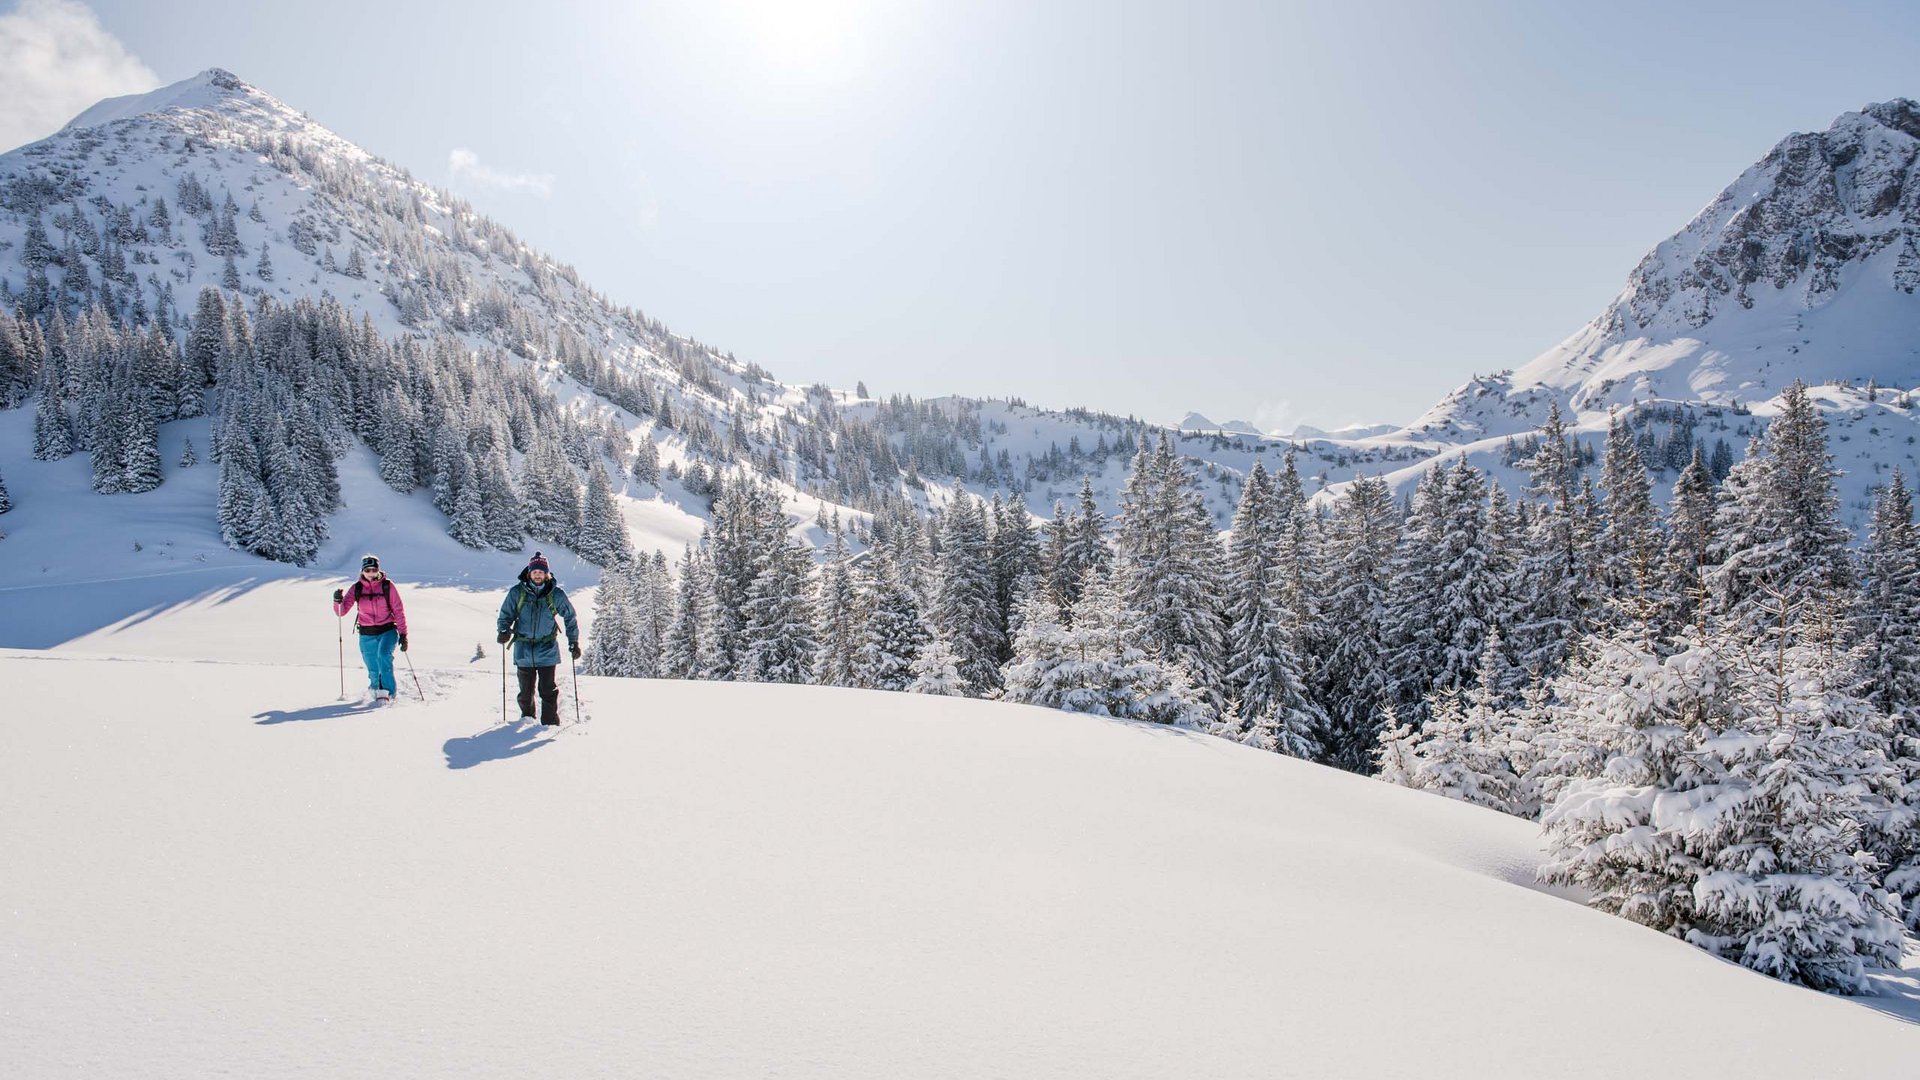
[35,1,1920,428]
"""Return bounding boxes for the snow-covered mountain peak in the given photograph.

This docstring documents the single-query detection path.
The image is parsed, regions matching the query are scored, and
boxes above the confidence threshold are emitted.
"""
[1579,97,1920,356]
[58,68,268,139]
[1367,97,1920,505]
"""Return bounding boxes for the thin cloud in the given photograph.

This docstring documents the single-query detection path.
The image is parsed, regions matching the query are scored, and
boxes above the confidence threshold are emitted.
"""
[1251,399,1298,436]
[0,0,158,153]
[448,147,555,199]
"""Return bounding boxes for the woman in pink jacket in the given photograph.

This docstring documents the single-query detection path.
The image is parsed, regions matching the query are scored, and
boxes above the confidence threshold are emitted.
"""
[332,553,409,702]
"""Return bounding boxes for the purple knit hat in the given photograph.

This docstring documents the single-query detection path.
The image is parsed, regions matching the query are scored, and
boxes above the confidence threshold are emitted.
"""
[526,552,550,574]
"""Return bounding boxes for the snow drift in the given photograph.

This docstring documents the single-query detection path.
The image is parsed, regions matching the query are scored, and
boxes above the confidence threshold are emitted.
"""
[2,644,1914,1078]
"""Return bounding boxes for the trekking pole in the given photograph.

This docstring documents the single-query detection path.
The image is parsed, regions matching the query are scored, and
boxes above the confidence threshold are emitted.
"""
[403,648,425,702]
[337,612,346,699]
[501,636,510,724]
[570,644,583,725]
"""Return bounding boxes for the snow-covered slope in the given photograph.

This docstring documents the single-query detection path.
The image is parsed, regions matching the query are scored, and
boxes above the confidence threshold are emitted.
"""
[0,67,1295,555]
[0,68,812,569]
[3,620,1914,1077]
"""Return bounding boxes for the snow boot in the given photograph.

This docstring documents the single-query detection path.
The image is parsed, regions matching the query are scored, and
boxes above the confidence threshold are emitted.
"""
[374,689,392,702]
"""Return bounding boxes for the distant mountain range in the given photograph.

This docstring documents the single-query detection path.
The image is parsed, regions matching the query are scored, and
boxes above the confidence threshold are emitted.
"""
[1,71,1917,557]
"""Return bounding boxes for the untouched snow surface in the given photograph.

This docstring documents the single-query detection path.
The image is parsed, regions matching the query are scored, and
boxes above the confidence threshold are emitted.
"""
[4,607,1918,1076]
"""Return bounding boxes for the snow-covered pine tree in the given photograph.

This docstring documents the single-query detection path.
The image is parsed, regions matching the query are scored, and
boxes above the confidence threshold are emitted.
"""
[184,287,227,390]
[1856,471,1920,926]
[521,441,584,546]
[909,633,966,695]
[1861,468,1920,714]
[32,362,73,460]
[0,315,40,408]
[1540,603,1904,994]
[89,373,129,494]
[635,551,673,677]
[447,474,488,548]
[630,436,660,488]
[1689,602,1903,993]
[989,494,1042,666]
[1270,448,1327,672]
[1708,382,1854,642]
[116,387,163,494]
[813,525,861,687]
[1428,459,1499,698]
[1480,483,1530,694]
[741,536,818,685]
[1510,401,1590,679]
[934,493,1001,693]
[477,451,524,551]
[1372,703,1419,787]
[853,549,926,691]
[1115,434,1226,715]
[1222,459,1327,754]
[1663,445,1718,635]
[1318,473,1402,770]
[665,545,722,680]
[1050,478,1110,613]
[1224,460,1279,704]
[1595,412,1666,640]
[1384,463,1458,723]
[215,405,270,555]
[1000,587,1073,709]
[584,559,638,677]
[1392,630,1524,814]
[578,463,632,566]
[1061,572,1208,725]
[1239,701,1323,760]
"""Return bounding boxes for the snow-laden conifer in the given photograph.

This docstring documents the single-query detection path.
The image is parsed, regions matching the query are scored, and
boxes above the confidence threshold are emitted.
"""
[908,634,966,696]
[1318,474,1400,769]
[1116,434,1226,715]
[1539,602,1904,994]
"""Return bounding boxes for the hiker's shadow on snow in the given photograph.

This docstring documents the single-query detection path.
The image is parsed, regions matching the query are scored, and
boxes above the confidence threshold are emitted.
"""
[253,701,380,725]
[443,722,555,770]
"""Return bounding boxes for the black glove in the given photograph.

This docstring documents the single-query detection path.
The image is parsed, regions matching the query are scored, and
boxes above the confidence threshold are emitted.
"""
[398,633,409,652]
[333,588,344,603]
[569,641,582,660]
[497,630,513,645]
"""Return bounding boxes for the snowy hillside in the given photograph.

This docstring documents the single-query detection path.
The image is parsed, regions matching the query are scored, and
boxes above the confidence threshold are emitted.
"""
[0,67,1312,558]
[3,604,1915,1077]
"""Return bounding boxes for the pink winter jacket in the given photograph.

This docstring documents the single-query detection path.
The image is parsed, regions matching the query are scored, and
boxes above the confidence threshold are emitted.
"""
[334,575,408,635]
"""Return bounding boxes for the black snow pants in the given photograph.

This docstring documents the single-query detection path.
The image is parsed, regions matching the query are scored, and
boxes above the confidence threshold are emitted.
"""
[516,665,560,724]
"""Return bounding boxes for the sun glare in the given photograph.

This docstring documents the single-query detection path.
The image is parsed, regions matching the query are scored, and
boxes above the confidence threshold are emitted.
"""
[733,0,874,83]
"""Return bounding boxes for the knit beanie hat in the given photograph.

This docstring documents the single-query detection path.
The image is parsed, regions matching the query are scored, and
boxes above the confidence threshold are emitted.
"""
[527,552,550,574]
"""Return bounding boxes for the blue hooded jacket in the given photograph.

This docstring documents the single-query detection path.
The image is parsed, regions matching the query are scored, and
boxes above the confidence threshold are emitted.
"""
[496,569,580,668]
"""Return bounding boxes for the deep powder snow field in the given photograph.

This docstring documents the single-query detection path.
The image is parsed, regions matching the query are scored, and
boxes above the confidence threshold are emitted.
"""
[3,589,1918,1077]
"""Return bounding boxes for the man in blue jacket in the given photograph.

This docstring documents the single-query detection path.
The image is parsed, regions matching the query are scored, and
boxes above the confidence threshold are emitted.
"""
[496,552,581,725]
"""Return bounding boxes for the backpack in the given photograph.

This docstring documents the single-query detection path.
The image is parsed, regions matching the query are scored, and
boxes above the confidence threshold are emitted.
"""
[512,584,561,644]
[352,577,392,602]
